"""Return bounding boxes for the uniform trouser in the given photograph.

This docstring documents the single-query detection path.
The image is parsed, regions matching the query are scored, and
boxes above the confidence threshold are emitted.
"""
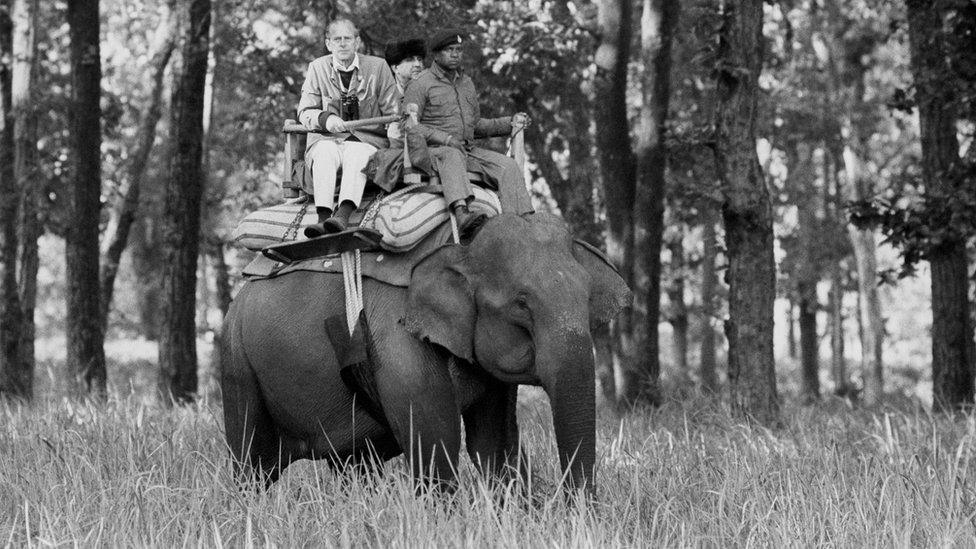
[428,146,474,207]
[429,145,534,215]
[306,139,377,209]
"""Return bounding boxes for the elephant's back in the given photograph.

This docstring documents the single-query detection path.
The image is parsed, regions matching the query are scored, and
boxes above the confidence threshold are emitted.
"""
[235,271,344,316]
[231,272,344,366]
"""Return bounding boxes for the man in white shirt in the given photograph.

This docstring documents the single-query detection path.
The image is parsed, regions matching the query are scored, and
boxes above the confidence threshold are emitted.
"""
[297,18,399,236]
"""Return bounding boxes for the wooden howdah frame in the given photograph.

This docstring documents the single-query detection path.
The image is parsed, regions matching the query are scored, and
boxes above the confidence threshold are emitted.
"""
[281,106,526,200]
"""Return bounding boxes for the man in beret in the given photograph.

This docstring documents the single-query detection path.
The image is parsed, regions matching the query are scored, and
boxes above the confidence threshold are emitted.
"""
[297,18,399,236]
[384,38,426,93]
[402,29,534,225]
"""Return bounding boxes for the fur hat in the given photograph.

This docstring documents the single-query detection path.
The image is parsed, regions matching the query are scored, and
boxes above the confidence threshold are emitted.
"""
[428,29,465,52]
[384,38,426,66]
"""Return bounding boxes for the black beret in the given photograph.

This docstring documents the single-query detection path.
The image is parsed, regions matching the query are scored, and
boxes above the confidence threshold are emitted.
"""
[384,38,426,66]
[428,29,465,52]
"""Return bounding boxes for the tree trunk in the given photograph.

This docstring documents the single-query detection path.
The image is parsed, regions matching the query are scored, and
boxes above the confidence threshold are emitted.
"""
[100,3,176,331]
[211,241,231,317]
[593,0,638,405]
[66,0,106,396]
[836,135,884,404]
[792,142,820,402]
[823,1,885,406]
[133,218,163,340]
[665,223,688,379]
[786,298,797,360]
[197,254,211,332]
[11,0,37,398]
[833,105,885,405]
[906,0,976,412]
[593,0,677,406]
[699,204,719,392]
[825,142,853,398]
[158,0,211,405]
[713,0,779,425]
[798,282,819,402]
[929,246,974,410]
[631,0,678,404]
[848,227,882,402]
[0,0,23,399]
[828,263,849,396]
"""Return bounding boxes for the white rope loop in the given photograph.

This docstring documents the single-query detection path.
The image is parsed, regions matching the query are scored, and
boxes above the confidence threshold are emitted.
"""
[341,250,364,335]
[342,184,461,334]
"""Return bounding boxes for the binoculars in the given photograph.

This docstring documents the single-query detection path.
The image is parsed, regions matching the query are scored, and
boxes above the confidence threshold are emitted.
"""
[340,93,360,121]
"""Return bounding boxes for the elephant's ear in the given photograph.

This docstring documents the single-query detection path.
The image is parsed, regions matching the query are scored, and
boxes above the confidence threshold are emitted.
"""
[572,240,632,327]
[402,244,475,362]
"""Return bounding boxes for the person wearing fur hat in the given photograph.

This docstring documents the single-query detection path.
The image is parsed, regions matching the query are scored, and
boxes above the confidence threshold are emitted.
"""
[297,18,400,237]
[384,38,426,93]
[402,29,534,223]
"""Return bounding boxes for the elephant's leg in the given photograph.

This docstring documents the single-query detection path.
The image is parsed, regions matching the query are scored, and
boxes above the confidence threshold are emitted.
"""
[220,343,294,486]
[376,343,462,490]
[366,285,462,490]
[462,381,527,485]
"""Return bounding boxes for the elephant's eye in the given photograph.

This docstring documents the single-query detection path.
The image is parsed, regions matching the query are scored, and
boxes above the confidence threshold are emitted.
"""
[508,293,533,329]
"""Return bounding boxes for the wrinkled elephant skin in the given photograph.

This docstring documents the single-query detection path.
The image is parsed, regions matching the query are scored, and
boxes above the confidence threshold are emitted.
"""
[220,212,631,491]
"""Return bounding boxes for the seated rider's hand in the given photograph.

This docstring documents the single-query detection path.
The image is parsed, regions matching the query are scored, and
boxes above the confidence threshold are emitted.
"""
[325,115,348,133]
[446,135,465,151]
[512,112,530,130]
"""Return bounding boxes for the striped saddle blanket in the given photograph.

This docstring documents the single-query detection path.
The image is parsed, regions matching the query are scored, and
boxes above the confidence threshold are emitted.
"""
[233,185,502,253]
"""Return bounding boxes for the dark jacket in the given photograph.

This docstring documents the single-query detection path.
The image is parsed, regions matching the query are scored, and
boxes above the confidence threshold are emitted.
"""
[402,63,511,147]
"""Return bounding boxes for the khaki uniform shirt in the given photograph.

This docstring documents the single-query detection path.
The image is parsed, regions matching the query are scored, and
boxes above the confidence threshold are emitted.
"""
[401,63,511,148]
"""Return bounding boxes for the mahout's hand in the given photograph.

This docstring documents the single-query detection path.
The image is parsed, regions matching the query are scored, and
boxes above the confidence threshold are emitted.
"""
[511,112,531,130]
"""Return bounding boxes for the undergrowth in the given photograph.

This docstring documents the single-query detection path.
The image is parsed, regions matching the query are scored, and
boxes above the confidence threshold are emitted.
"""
[3,387,976,547]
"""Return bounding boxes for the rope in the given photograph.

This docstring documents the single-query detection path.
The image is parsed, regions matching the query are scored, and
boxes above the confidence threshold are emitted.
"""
[341,183,460,331]
[341,249,364,335]
[449,211,460,244]
[338,189,405,336]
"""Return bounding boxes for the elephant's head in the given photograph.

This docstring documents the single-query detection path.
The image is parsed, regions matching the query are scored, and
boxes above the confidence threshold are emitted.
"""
[402,212,631,489]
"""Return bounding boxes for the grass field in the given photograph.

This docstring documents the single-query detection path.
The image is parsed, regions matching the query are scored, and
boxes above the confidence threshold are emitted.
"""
[4,371,976,547]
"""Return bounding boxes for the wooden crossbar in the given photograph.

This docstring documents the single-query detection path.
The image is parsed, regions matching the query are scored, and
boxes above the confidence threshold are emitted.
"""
[282,115,399,134]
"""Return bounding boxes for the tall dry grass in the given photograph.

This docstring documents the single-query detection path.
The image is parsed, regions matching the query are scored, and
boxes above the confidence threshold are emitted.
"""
[3,383,976,547]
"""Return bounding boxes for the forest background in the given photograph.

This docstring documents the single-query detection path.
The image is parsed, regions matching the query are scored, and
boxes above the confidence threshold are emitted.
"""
[2,0,976,545]
[2,0,972,414]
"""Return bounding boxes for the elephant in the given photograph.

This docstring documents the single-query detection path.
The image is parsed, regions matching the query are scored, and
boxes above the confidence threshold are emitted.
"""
[219,212,631,491]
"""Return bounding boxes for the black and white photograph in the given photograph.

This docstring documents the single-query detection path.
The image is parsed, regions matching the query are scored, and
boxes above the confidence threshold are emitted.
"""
[2,0,976,545]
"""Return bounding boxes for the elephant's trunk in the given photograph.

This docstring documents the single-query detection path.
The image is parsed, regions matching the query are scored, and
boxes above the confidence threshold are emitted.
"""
[539,329,596,492]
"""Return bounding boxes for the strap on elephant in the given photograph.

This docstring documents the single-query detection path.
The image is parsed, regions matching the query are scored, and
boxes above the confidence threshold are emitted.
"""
[325,309,390,430]
[327,253,391,429]
[331,227,393,429]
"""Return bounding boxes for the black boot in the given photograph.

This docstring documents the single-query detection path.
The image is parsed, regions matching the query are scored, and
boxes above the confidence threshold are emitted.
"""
[304,207,333,238]
[324,200,356,233]
[450,200,473,227]
[450,200,486,241]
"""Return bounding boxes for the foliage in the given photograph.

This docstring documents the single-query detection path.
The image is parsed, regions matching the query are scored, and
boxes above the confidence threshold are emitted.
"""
[849,169,976,279]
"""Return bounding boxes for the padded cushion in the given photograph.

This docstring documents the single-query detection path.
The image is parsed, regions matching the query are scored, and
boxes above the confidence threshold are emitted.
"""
[361,186,501,253]
[234,186,501,254]
[232,198,317,251]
